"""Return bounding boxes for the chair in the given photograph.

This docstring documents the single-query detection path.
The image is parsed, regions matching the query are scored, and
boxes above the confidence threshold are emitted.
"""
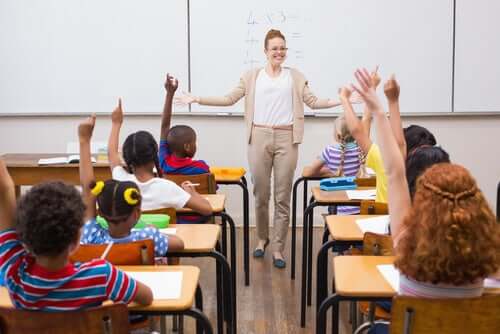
[360,201,388,215]
[164,173,217,194]
[0,304,130,334]
[390,295,500,334]
[354,232,394,333]
[70,239,155,265]
[356,177,377,187]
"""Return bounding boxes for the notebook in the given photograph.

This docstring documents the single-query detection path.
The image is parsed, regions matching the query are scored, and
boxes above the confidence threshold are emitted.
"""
[126,271,183,299]
[38,155,96,165]
[356,215,390,234]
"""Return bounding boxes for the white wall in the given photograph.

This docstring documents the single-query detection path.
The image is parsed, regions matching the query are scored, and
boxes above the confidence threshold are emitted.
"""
[1,114,499,226]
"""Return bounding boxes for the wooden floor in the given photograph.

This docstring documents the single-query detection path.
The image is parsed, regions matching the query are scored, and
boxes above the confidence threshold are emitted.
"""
[176,226,351,334]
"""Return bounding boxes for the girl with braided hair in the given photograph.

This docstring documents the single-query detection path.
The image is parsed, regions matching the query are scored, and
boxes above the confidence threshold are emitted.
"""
[304,115,364,215]
[107,99,211,216]
[346,68,500,334]
[78,115,184,257]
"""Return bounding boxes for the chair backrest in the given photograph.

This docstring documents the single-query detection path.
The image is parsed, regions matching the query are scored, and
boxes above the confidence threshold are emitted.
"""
[164,173,216,194]
[70,239,155,265]
[390,295,500,334]
[356,177,376,187]
[362,232,393,256]
[0,304,130,334]
[142,207,177,224]
[360,201,389,215]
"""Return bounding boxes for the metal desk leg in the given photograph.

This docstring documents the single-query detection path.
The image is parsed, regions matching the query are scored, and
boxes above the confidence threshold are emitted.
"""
[316,295,341,334]
[300,200,318,327]
[185,308,214,334]
[239,177,250,286]
[307,196,315,306]
[316,240,336,310]
[291,176,305,280]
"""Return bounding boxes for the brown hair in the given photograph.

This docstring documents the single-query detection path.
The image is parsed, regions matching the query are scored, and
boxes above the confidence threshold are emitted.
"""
[395,163,500,285]
[264,29,286,49]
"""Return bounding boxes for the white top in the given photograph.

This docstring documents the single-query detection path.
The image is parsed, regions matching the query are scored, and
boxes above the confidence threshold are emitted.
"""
[112,166,191,211]
[253,68,293,126]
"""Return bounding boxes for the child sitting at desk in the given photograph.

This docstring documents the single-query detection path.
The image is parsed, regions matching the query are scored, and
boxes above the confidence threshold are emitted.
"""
[107,97,212,222]
[79,116,184,257]
[0,157,153,310]
[347,68,500,334]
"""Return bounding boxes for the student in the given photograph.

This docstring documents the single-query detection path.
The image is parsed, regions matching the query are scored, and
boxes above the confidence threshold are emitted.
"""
[303,115,364,215]
[159,73,210,175]
[79,116,184,257]
[0,158,153,310]
[107,98,211,216]
[341,73,404,203]
[348,68,500,334]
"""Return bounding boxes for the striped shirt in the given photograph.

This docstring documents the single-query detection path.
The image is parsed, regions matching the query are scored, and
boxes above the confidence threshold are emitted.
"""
[320,142,362,215]
[400,274,483,298]
[0,229,137,311]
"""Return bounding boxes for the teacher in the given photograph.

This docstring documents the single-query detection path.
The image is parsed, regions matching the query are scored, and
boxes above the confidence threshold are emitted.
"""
[176,29,348,268]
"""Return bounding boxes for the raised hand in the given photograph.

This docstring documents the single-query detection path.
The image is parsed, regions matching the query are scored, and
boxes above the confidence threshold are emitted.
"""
[164,73,179,95]
[78,114,96,142]
[111,98,123,125]
[351,68,383,113]
[338,86,352,101]
[371,65,381,89]
[174,91,198,106]
[384,74,400,102]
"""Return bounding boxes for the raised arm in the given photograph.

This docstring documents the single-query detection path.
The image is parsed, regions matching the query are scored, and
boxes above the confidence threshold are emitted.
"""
[384,75,406,159]
[361,67,381,136]
[339,87,372,154]
[351,69,411,244]
[108,99,123,170]
[160,73,178,140]
[79,115,98,221]
[0,159,16,231]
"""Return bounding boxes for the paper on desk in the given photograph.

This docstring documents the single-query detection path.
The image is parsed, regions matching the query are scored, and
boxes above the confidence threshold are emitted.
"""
[377,264,400,292]
[159,228,177,235]
[346,189,377,200]
[484,278,500,288]
[356,215,390,234]
[126,271,183,299]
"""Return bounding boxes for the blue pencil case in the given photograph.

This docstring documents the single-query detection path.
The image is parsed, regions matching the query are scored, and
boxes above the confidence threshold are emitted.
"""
[319,176,357,191]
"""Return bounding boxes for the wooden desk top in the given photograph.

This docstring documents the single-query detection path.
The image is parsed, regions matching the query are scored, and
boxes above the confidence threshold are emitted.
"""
[0,265,200,311]
[334,256,500,297]
[177,194,226,213]
[166,224,221,253]
[210,167,246,182]
[326,215,383,241]
[2,153,109,168]
[334,256,396,297]
[311,186,375,204]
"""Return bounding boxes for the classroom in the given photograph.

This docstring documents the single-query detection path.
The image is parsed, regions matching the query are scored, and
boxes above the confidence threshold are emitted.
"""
[0,0,499,333]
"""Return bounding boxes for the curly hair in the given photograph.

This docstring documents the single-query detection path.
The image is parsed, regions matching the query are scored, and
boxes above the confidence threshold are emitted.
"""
[15,181,85,256]
[395,163,500,285]
[94,179,141,224]
[122,131,163,177]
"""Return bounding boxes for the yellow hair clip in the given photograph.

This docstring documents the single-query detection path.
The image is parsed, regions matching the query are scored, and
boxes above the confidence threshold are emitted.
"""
[91,181,105,196]
[123,188,139,205]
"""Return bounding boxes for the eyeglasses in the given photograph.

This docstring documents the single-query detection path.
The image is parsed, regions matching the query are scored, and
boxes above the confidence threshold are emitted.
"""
[268,47,288,52]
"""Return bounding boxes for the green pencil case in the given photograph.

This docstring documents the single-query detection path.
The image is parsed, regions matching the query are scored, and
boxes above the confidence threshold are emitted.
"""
[96,214,170,229]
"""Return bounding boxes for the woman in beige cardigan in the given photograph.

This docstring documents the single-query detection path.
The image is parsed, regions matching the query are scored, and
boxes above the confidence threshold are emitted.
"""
[176,29,351,268]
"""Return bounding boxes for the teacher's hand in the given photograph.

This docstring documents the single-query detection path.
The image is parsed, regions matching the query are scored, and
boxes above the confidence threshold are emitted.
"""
[174,92,198,106]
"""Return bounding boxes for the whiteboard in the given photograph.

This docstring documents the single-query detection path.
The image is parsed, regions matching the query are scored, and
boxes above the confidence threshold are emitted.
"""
[0,0,189,115]
[190,0,453,114]
[454,0,500,112]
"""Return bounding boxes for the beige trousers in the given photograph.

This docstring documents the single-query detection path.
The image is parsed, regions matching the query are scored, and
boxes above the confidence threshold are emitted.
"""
[248,126,298,252]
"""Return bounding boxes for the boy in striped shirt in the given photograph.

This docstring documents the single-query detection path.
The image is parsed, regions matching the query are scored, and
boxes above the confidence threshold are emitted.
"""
[0,158,153,311]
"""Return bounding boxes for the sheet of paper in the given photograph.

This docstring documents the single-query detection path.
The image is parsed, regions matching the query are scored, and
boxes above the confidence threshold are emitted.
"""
[484,278,500,288]
[126,271,183,299]
[159,228,177,235]
[356,215,390,234]
[346,189,377,200]
[38,157,68,165]
[377,264,400,292]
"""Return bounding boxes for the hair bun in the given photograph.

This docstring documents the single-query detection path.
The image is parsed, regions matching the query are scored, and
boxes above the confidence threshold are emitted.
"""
[90,180,104,196]
[123,188,140,205]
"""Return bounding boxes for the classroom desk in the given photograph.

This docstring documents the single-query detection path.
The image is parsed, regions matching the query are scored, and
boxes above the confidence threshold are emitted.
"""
[0,265,213,334]
[165,224,235,334]
[2,153,111,195]
[212,168,251,287]
[300,186,376,327]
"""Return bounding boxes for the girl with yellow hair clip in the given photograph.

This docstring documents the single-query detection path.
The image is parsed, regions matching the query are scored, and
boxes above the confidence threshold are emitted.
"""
[77,116,184,257]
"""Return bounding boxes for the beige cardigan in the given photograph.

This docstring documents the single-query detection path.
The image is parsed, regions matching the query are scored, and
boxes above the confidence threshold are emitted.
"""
[198,67,331,144]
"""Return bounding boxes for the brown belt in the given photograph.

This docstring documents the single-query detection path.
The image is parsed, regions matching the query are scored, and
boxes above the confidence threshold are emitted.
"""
[253,123,293,130]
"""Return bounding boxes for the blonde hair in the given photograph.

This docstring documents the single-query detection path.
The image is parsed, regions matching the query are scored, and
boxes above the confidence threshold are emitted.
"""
[333,116,356,176]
